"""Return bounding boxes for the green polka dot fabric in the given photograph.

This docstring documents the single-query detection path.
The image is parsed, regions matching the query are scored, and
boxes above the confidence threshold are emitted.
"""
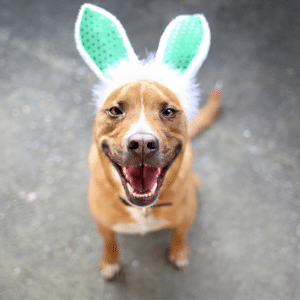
[79,7,128,72]
[162,15,204,72]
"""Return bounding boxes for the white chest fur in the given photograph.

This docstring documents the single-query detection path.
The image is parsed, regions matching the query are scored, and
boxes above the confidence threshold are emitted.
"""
[112,207,170,235]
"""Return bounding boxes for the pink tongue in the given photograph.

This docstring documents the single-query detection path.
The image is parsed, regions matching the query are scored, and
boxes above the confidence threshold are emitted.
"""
[126,165,160,193]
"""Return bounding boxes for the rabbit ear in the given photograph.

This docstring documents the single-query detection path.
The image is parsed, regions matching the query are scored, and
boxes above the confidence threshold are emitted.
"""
[75,3,138,82]
[155,14,211,77]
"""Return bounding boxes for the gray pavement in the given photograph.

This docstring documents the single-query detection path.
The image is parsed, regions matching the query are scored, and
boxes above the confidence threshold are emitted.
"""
[1,0,300,299]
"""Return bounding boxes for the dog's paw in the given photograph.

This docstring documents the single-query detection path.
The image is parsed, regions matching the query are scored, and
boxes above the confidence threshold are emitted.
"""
[101,263,121,281]
[169,255,189,269]
[170,257,189,269]
[168,250,190,270]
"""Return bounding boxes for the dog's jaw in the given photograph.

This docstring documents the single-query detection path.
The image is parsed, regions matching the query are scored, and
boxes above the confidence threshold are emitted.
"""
[102,143,182,207]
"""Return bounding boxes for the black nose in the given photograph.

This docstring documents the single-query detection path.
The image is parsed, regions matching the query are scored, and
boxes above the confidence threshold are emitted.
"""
[127,133,159,156]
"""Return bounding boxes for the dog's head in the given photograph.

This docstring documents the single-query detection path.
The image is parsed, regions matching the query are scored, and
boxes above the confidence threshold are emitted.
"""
[94,80,187,207]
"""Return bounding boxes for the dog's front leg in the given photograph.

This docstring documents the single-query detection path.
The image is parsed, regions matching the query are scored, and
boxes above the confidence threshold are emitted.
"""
[97,223,121,280]
[169,223,192,269]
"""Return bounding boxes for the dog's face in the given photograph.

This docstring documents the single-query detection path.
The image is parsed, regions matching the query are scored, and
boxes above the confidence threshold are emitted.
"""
[94,80,188,207]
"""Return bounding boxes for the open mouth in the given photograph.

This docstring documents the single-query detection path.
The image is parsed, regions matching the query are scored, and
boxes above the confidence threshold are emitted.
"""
[102,142,182,207]
[113,163,169,207]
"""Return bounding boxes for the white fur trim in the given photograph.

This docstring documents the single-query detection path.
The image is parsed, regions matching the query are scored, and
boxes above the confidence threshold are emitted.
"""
[93,56,200,121]
[74,3,138,82]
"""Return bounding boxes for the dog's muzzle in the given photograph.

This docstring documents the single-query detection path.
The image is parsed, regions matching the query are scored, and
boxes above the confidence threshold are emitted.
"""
[103,133,182,207]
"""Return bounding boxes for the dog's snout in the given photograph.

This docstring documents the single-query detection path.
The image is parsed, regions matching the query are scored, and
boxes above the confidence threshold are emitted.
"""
[127,133,159,155]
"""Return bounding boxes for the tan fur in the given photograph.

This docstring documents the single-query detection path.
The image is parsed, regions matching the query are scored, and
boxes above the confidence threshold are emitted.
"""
[189,87,222,138]
[88,80,221,279]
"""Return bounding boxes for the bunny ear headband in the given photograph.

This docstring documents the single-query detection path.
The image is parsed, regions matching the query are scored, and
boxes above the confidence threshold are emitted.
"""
[75,3,211,121]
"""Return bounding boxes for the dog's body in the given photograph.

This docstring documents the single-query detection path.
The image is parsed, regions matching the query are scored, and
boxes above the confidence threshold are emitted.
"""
[88,81,221,279]
[74,3,221,280]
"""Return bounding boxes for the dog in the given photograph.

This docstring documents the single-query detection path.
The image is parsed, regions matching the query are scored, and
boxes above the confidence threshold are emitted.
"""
[75,3,221,280]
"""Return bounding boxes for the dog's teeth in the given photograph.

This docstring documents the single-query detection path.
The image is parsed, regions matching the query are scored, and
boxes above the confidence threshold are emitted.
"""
[129,182,157,199]
[157,168,161,177]
[150,182,157,195]
[127,183,134,194]
[123,167,128,178]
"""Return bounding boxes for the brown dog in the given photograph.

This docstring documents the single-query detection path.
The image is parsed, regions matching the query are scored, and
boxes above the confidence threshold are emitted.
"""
[74,4,221,280]
[88,83,221,279]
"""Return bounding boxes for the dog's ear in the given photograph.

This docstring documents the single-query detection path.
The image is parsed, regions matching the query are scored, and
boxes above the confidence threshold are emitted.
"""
[75,3,138,82]
[155,14,211,78]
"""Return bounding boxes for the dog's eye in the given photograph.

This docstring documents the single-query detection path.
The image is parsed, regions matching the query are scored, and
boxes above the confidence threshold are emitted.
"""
[161,107,177,119]
[108,106,124,117]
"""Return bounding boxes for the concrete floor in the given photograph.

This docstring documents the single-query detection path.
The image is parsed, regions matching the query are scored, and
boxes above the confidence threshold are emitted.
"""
[1,0,300,299]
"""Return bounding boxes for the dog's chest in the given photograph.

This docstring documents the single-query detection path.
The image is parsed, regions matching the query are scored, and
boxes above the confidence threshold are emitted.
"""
[112,207,170,235]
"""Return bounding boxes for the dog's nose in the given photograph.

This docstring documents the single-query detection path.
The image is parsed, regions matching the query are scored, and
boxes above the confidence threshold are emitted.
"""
[127,133,159,156]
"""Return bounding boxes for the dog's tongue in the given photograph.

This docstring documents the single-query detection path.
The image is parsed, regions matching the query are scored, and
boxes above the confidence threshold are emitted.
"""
[126,165,160,193]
